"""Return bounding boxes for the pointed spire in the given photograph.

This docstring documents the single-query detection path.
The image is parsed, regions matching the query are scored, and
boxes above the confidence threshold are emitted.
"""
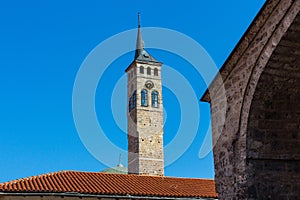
[135,12,144,52]
[133,13,160,63]
[138,12,141,28]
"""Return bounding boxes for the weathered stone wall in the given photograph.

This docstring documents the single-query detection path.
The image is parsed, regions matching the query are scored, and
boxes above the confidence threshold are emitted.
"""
[246,13,300,198]
[202,0,300,199]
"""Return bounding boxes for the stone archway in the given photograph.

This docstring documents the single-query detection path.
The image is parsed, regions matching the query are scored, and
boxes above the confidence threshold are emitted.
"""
[246,36,300,199]
[201,0,299,199]
[245,15,300,198]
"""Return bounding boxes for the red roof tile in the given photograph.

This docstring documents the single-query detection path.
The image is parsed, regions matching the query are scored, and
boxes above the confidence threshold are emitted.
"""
[0,171,217,198]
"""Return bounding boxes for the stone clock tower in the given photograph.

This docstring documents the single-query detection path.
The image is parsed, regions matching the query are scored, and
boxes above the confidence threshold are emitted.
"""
[125,14,164,176]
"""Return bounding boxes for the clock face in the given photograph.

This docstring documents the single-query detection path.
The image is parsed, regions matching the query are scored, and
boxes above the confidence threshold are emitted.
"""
[145,80,154,89]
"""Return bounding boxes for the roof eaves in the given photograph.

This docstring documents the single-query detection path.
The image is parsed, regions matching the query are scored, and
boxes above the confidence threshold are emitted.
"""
[200,0,272,102]
[0,192,217,199]
[0,171,218,199]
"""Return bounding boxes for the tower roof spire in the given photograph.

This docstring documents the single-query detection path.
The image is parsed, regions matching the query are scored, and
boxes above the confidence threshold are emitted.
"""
[134,13,160,63]
[136,12,144,51]
[138,12,141,28]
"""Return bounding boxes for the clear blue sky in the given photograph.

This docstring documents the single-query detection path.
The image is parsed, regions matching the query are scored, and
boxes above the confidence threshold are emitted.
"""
[0,1,265,182]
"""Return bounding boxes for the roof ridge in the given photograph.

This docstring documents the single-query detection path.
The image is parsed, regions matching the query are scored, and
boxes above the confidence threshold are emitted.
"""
[1,171,216,185]
[1,171,215,184]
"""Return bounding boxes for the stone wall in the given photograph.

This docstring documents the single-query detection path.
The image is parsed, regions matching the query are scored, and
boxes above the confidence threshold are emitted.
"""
[127,62,164,176]
[202,0,300,199]
[246,14,300,198]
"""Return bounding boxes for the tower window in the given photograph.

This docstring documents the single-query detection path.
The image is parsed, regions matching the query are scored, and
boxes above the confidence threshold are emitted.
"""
[129,90,137,112]
[141,89,148,106]
[147,67,151,75]
[133,91,136,108]
[152,91,159,108]
[129,96,132,112]
[140,66,144,74]
[154,68,158,76]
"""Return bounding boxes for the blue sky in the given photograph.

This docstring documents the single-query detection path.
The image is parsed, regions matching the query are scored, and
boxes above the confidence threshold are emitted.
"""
[0,1,265,182]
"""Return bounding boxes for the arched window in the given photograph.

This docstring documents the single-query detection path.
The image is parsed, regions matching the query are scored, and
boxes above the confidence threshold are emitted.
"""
[154,68,158,76]
[129,91,137,112]
[141,89,148,106]
[140,66,144,74]
[152,91,159,108]
[128,96,133,112]
[132,91,136,108]
[147,67,151,75]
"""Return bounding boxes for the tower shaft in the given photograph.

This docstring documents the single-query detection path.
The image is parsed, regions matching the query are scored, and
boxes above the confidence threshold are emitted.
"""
[126,14,164,176]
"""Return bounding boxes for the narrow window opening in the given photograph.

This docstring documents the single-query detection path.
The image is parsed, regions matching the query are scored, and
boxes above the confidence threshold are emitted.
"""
[133,91,136,108]
[141,89,148,106]
[140,66,144,74]
[147,67,151,75]
[154,68,158,76]
[152,91,159,108]
[128,90,137,112]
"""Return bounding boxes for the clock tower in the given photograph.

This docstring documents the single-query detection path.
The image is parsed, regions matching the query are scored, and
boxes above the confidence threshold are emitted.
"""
[126,13,164,176]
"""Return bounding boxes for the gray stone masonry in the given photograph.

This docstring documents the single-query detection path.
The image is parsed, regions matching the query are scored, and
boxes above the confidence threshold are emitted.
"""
[201,0,300,199]
[127,61,164,176]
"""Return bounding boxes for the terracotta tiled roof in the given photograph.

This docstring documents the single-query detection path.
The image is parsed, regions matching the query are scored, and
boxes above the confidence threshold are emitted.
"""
[0,171,217,198]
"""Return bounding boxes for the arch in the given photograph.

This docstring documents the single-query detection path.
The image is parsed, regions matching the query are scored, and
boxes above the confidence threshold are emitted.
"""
[245,57,300,198]
[141,89,148,106]
[128,96,132,112]
[132,90,136,108]
[201,2,300,199]
[152,91,159,108]
[140,66,144,74]
[128,90,137,112]
[154,68,158,76]
[147,67,151,75]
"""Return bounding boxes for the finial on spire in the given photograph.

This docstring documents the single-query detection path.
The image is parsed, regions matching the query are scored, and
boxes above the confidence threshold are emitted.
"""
[135,12,144,51]
[131,13,160,63]
[138,12,141,28]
